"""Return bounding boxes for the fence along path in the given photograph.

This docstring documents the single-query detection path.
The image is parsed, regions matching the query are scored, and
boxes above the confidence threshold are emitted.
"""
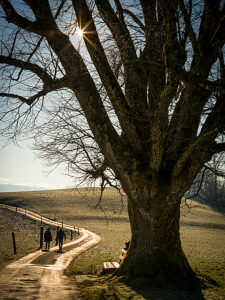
[0,203,101,257]
[0,203,76,230]
[0,203,101,299]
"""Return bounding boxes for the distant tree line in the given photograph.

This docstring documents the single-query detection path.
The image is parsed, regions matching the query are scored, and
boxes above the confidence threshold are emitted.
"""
[186,153,225,211]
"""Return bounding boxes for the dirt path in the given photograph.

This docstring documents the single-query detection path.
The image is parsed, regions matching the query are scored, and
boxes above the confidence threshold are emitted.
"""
[0,204,101,299]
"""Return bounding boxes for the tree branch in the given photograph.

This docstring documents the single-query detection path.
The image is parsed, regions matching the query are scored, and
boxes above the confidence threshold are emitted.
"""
[95,0,137,64]
[204,162,225,178]
[95,0,148,110]
[178,0,198,53]
[0,0,42,34]
[172,129,219,178]
[23,0,55,23]
[122,9,145,32]
[0,76,70,105]
[210,4,225,45]
[165,83,211,175]
[0,93,28,104]
[165,0,225,165]
[200,94,225,136]
[176,68,225,94]
[191,1,222,76]
[214,143,225,153]
[72,0,141,147]
[0,55,53,82]
[140,0,157,32]
[9,28,21,57]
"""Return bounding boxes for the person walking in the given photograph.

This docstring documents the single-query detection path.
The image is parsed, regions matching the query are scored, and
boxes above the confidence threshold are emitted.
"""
[44,228,52,251]
[56,228,66,252]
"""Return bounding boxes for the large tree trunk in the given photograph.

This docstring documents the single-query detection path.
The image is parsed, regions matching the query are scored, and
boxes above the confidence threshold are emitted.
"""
[118,184,197,284]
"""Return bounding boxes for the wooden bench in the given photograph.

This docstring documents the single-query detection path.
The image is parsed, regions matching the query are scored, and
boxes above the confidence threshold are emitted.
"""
[103,249,127,274]
[119,248,127,262]
[102,261,120,274]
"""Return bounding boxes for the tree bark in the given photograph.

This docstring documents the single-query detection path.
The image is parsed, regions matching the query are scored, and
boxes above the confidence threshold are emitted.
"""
[118,184,196,284]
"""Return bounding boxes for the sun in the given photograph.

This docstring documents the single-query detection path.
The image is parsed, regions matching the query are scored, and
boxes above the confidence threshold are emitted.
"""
[77,28,83,38]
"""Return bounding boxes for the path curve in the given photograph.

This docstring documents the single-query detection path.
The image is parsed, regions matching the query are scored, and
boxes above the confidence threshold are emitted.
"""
[0,204,101,299]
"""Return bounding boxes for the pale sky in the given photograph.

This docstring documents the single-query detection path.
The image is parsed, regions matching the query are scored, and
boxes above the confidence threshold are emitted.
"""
[0,2,86,193]
[0,140,75,191]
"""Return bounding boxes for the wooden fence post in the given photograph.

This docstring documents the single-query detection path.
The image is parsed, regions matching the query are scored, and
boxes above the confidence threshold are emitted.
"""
[40,227,43,249]
[12,232,17,254]
[71,230,73,240]
[78,228,80,235]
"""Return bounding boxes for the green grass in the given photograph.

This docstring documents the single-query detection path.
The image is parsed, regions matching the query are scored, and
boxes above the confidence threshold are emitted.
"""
[0,187,225,299]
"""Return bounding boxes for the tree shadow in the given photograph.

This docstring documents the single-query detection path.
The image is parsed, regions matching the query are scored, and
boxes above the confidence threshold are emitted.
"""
[81,274,210,300]
[125,276,206,300]
[0,196,28,208]
[119,271,220,300]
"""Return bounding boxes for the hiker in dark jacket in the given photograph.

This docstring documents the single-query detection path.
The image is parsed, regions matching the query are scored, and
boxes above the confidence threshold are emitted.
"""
[56,228,66,251]
[44,228,52,251]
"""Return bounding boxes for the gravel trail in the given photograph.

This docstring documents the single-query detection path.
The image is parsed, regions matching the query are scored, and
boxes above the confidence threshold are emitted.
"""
[0,204,101,299]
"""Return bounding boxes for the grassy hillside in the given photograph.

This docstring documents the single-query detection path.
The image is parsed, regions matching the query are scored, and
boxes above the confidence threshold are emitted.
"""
[0,188,224,299]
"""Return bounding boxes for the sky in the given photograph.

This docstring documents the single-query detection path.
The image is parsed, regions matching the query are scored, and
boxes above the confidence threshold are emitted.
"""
[0,140,75,192]
[0,2,81,193]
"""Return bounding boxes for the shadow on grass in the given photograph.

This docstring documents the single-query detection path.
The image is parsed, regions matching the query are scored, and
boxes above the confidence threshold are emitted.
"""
[0,197,28,208]
[190,197,225,216]
[181,220,225,230]
[125,276,205,300]
[79,271,221,300]
[65,214,129,222]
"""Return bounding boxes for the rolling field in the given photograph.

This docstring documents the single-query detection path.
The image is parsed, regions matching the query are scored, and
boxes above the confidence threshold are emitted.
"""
[0,188,224,299]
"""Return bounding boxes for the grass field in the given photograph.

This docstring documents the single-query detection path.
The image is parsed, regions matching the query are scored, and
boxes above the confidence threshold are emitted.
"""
[0,187,224,299]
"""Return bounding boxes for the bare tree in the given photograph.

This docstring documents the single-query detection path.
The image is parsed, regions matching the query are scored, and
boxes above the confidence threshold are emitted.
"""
[0,0,225,284]
[32,91,119,189]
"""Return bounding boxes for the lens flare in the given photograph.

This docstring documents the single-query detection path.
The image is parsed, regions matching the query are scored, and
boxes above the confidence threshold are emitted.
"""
[77,28,83,38]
